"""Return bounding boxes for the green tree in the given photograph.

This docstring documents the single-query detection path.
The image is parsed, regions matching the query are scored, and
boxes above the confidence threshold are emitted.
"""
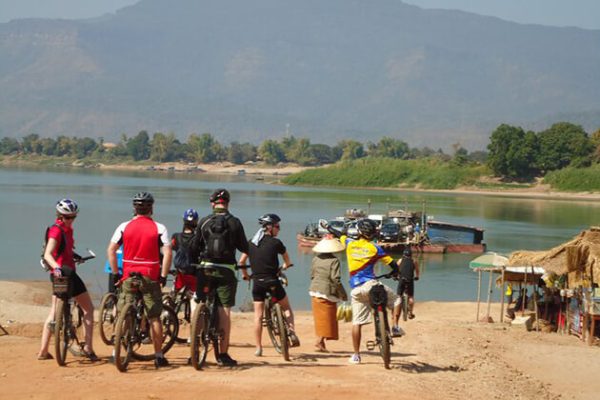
[310,143,337,164]
[187,133,222,163]
[227,142,257,164]
[0,137,21,154]
[150,132,179,162]
[487,124,539,178]
[367,137,409,159]
[287,138,318,165]
[22,134,41,154]
[451,144,469,166]
[338,140,364,161]
[258,140,285,165]
[590,128,600,163]
[537,122,593,171]
[55,136,73,156]
[126,131,151,161]
[71,137,98,158]
[39,138,57,156]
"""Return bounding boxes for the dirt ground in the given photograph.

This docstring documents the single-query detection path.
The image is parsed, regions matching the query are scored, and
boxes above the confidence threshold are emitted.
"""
[1,280,599,400]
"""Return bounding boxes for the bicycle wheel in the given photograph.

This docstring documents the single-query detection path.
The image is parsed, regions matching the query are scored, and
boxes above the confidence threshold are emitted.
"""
[54,298,70,366]
[274,304,290,361]
[173,297,191,343]
[99,292,118,345]
[67,304,85,357]
[264,301,281,352]
[402,293,409,322]
[160,304,179,354]
[190,303,210,370]
[375,308,391,369]
[114,304,134,372]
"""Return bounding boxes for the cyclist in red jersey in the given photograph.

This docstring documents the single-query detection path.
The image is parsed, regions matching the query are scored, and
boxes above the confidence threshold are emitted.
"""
[107,192,172,368]
[38,199,97,361]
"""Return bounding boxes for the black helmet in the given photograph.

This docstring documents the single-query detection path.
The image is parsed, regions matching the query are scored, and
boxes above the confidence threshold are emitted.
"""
[132,192,154,206]
[258,213,281,227]
[209,188,230,204]
[357,218,377,239]
[403,247,412,257]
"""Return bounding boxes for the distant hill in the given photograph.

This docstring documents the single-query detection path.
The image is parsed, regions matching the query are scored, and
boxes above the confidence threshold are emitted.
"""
[1,0,599,149]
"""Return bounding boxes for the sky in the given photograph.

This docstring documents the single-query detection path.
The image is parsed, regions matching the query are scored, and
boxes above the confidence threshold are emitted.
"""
[0,0,599,30]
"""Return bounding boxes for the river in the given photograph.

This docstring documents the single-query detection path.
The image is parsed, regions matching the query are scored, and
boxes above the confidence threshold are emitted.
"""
[1,165,599,309]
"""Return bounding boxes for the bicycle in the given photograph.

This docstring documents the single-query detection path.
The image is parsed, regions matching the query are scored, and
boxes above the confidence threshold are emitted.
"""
[365,272,396,369]
[98,285,120,345]
[189,267,223,370]
[257,269,293,361]
[399,278,410,322]
[113,272,179,372]
[49,250,96,367]
[162,269,193,344]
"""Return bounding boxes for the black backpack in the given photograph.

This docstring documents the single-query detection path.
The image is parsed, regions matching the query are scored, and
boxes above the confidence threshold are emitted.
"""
[173,233,195,275]
[202,214,232,260]
[41,224,66,270]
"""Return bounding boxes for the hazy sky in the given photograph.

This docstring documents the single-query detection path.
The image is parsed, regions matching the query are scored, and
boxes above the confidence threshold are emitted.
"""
[0,0,599,30]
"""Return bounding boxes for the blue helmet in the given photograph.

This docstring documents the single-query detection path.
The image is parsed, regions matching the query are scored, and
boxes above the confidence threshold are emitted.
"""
[183,208,199,223]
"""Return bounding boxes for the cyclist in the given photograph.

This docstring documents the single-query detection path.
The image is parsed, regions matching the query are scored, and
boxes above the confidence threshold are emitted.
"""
[238,213,299,357]
[392,247,420,328]
[171,208,199,293]
[107,192,172,368]
[189,188,249,367]
[320,218,403,365]
[38,198,98,361]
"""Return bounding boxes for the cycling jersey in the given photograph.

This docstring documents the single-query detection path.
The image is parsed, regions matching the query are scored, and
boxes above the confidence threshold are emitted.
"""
[341,235,393,289]
[110,216,170,281]
[47,218,76,270]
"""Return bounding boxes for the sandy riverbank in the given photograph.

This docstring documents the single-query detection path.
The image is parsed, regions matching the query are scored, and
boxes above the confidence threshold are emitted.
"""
[1,280,598,400]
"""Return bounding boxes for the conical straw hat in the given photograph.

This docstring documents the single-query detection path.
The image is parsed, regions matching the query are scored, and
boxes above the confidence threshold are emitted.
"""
[313,238,345,253]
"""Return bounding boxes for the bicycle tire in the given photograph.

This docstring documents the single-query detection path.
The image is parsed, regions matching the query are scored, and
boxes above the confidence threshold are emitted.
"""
[173,297,190,343]
[264,301,279,352]
[130,305,179,361]
[274,304,290,361]
[67,304,85,357]
[54,298,69,366]
[114,303,134,372]
[402,293,409,322]
[190,303,210,370]
[99,292,118,345]
[160,304,179,353]
[375,308,391,369]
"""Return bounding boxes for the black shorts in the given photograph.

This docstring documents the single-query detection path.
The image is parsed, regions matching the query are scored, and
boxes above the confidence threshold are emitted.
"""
[50,267,87,298]
[252,277,286,302]
[396,279,415,298]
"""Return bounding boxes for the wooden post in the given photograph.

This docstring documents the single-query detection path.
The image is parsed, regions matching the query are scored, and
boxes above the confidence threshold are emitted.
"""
[486,270,493,322]
[500,267,506,323]
[522,269,528,316]
[476,269,482,322]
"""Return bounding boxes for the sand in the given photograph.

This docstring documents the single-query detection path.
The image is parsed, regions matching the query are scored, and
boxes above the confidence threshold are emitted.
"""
[1,280,599,400]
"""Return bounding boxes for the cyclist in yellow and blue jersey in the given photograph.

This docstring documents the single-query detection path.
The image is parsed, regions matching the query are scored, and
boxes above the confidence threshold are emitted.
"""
[320,218,404,365]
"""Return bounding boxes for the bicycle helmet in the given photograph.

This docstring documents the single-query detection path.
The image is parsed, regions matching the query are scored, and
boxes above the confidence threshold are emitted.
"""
[258,213,281,227]
[56,198,79,215]
[132,191,154,206]
[356,218,377,239]
[209,188,230,204]
[183,208,199,223]
[403,247,412,257]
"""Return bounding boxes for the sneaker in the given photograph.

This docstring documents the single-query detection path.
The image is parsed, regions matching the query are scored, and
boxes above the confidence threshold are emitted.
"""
[408,313,416,320]
[254,348,263,357]
[83,350,99,362]
[154,356,169,368]
[348,353,361,364]
[392,326,405,337]
[217,353,238,367]
[289,331,301,347]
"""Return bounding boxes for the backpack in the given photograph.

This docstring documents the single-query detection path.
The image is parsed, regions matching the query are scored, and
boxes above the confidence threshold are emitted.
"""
[173,233,195,275]
[202,214,232,260]
[41,224,66,271]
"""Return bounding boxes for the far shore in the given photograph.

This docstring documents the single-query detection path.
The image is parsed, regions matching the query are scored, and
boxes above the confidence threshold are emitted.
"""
[3,157,600,201]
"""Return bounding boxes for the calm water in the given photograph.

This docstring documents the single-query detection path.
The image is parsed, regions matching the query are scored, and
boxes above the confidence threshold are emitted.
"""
[2,166,599,309]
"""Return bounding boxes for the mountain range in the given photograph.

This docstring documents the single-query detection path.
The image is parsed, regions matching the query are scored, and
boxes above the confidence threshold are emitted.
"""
[1,0,599,150]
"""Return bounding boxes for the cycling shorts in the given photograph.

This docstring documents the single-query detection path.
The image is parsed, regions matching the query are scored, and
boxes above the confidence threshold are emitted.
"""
[252,277,286,302]
[396,279,415,297]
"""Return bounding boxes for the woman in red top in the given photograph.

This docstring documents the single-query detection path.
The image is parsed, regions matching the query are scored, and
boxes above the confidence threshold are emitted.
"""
[37,199,97,361]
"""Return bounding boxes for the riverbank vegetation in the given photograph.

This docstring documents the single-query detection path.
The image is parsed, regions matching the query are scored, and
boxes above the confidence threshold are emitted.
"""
[1,121,599,191]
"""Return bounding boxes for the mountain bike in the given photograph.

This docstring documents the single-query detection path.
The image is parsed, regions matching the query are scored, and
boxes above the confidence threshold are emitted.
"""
[260,270,293,361]
[189,267,223,370]
[365,273,396,369]
[162,269,193,344]
[50,250,96,366]
[113,272,179,372]
[98,285,120,345]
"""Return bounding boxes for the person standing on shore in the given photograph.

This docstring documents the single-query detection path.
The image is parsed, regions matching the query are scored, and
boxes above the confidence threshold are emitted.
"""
[171,208,199,293]
[309,237,347,352]
[107,192,172,368]
[189,188,249,367]
[392,247,420,327]
[38,199,97,361]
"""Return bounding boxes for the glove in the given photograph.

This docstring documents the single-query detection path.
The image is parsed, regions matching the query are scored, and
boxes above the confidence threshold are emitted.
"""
[53,267,63,277]
[112,273,122,285]
[159,276,167,288]
[414,276,420,281]
[318,219,329,229]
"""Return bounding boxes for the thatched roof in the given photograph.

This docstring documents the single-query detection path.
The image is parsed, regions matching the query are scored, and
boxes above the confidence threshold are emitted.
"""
[508,227,600,276]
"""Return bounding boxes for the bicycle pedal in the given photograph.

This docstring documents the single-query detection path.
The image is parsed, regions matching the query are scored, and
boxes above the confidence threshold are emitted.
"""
[366,341,376,351]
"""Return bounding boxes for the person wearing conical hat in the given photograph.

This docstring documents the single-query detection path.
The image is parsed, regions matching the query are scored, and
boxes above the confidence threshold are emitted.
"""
[309,237,348,352]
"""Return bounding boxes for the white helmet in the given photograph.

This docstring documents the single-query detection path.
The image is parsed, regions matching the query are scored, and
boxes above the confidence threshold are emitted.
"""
[56,198,79,215]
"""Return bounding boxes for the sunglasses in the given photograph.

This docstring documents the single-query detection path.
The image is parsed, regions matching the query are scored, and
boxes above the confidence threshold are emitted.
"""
[63,215,77,220]
[273,224,281,229]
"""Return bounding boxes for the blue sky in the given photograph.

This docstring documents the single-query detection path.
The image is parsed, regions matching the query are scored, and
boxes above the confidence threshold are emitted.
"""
[0,0,599,30]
